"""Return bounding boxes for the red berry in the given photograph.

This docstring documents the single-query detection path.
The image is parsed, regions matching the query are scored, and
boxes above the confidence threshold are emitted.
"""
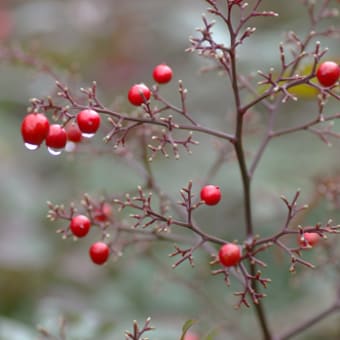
[89,242,110,265]
[66,123,82,143]
[153,64,173,84]
[183,332,199,340]
[218,243,241,267]
[45,124,67,149]
[299,232,320,248]
[200,185,221,205]
[316,61,340,87]
[69,215,91,238]
[76,109,101,135]
[94,202,112,223]
[21,113,50,146]
[128,83,151,106]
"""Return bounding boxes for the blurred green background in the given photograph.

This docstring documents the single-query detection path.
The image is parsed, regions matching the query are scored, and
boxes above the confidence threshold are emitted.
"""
[0,0,339,339]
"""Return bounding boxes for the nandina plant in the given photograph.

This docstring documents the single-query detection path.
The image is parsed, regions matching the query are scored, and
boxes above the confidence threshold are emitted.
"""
[15,0,340,339]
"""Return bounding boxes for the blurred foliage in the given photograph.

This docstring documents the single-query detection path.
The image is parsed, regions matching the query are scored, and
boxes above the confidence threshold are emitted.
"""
[0,0,339,339]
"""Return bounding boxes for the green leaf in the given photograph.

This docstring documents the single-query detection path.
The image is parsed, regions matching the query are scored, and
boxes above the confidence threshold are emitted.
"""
[180,319,197,340]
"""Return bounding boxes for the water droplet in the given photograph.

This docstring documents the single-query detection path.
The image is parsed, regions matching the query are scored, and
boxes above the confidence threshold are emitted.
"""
[47,147,62,156]
[24,143,39,150]
[65,141,76,152]
[82,132,95,138]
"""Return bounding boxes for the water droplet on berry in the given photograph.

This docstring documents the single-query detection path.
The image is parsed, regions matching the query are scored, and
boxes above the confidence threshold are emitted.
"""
[65,141,76,152]
[47,147,62,156]
[24,143,39,150]
[82,132,95,138]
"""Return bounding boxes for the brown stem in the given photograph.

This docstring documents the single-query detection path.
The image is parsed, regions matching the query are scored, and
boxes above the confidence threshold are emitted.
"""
[228,19,272,339]
[250,263,272,340]
[277,300,340,340]
[69,104,236,142]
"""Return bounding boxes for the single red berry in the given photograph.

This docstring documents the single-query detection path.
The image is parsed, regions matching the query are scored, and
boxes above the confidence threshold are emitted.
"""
[89,242,110,265]
[183,332,199,340]
[128,83,151,106]
[69,215,91,238]
[153,64,173,84]
[66,123,82,143]
[94,202,112,223]
[218,243,241,267]
[45,124,67,149]
[299,232,320,248]
[76,109,101,135]
[316,61,340,87]
[200,185,221,205]
[21,113,50,147]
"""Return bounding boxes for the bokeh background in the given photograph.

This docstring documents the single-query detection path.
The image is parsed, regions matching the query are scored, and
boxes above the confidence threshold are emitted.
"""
[0,0,339,339]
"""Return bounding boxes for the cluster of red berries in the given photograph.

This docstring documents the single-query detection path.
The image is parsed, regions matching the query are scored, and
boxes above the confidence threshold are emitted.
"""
[316,60,340,87]
[21,65,174,151]
[216,230,321,269]
[68,203,112,265]
[21,109,101,154]
[199,167,323,269]
[216,231,322,269]
[128,63,173,106]
[199,185,242,267]
[199,185,243,267]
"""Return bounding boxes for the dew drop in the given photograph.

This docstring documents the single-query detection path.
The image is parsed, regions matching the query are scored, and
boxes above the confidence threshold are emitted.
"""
[47,147,62,156]
[65,141,76,152]
[24,143,39,150]
[82,132,95,138]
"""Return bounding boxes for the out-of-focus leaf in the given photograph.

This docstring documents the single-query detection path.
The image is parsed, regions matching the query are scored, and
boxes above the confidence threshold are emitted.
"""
[180,319,197,340]
[258,58,339,99]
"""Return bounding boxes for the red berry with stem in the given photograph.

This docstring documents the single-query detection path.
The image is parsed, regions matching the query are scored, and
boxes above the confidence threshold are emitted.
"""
[21,113,50,147]
[128,83,151,106]
[76,109,101,135]
[218,243,242,267]
[316,61,340,87]
[299,232,320,248]
[69,215,91,238]
[89,242,110,265]
[153,64,173,84]
[45,124,67,150]
[200,185,221,205]
[66,123,82,143]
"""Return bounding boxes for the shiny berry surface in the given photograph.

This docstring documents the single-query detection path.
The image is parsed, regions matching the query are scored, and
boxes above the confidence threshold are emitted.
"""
[128,83,151,106]
[200,185,221,205]
[21,113,50,146]
[153,64,173,84]
[69,215,91,238]
[45,124,67,149]
[76,109,101,134]
[66,123,82,143]
[299,232,320,248]
[316,61,340,87]
[89,242,110,265]
[218,243,241,267]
